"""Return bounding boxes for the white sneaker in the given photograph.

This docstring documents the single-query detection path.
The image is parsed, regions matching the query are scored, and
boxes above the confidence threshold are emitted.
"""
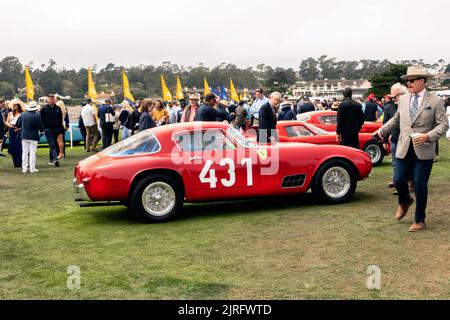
[22,169,28,173]
[30,169,39,173]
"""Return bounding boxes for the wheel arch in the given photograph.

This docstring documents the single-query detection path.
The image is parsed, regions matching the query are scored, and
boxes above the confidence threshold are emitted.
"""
[308,156,359,190]
[363,139,386,155]
[128,168,185,200]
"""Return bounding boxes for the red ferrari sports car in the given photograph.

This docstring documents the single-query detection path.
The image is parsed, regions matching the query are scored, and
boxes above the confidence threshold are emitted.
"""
[245,121,388,166]
[297,110,382,133]
[74,122,372,222]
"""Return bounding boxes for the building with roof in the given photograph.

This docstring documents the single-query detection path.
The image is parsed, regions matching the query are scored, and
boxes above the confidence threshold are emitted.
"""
[291,79,372,99]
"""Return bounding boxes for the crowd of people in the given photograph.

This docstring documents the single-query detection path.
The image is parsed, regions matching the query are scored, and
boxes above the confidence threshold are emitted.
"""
[1,73,450,178]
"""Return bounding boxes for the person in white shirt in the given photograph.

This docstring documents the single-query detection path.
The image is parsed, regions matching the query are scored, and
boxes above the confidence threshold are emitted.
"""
[249,88,269,126]
[80,100,99,152]
[167,101,180,124]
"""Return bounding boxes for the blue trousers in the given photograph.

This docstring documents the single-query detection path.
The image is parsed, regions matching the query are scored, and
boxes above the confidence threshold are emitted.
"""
[45,129,59,162]
[394,143,433,223]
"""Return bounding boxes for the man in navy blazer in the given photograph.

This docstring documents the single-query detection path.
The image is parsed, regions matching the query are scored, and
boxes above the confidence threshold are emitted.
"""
[258,92,281,143]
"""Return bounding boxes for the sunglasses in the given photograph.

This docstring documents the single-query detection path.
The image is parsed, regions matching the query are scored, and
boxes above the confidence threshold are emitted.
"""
[407,78,420,83]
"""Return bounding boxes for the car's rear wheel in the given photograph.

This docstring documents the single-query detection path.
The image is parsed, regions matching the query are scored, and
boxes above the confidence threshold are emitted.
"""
[311,160,357,204]
[130,174,183,222]
[364,142,384,166]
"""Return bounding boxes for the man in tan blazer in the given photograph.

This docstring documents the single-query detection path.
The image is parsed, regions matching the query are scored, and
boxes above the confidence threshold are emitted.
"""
[375,66,449,232]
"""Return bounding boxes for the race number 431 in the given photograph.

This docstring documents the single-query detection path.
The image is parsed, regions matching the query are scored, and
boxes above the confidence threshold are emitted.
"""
[200,158,253,188]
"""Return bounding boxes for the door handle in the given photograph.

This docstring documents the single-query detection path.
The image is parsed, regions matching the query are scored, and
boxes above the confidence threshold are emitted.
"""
[190,157,202,161]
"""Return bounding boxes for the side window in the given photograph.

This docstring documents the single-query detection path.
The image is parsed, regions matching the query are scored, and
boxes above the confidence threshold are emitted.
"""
[175,130,236,152]
[319,115,337,125]
[285,126,314,137]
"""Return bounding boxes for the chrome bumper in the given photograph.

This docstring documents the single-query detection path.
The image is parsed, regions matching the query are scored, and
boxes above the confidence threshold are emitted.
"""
[73,178,92,202]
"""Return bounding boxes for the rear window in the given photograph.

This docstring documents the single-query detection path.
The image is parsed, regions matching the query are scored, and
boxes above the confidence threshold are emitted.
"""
[102,131,160,156]
[285,125,314,137]
[319,115,337,125]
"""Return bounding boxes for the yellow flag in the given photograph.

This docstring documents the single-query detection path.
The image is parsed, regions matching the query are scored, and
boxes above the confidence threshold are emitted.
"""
[88,67,97,102]
[230,79,239,102]
[204,78,211,95]
[25,65,34,101]
[161,74,173,102]
[176,76,184,100]
[122,68,135,102]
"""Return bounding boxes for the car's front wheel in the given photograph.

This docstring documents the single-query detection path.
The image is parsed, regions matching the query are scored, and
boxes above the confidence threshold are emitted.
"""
[130,174,183,222]
[364,142,384,166]
[311,160,357,204]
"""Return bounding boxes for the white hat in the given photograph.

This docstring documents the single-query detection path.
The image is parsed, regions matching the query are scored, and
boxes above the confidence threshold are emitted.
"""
[26,101,39,111]
[400,66,433,80]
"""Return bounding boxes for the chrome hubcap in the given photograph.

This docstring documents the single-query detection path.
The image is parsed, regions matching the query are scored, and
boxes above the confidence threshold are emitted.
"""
[365,145,381,164]
[322,166,351,199]
[142,182,176,216]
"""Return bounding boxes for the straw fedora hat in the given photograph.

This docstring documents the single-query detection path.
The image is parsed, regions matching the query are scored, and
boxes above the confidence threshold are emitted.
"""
[26,101,39,111]
[400,66,433,80]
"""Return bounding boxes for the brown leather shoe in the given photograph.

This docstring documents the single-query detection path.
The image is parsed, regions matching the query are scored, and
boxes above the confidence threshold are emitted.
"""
[408,222,426,232]
[395,199,414,220]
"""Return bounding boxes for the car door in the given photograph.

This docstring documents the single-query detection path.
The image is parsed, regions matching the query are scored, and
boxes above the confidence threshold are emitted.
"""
[174,129,260,200]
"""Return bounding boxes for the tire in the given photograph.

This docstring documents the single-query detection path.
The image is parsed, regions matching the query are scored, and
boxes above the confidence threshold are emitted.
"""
[311,159,357,204]
[130,174,183,222]
[364,142,384,166]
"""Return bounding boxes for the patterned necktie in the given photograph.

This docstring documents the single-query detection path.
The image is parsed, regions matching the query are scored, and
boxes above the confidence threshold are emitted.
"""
[410,94,419,121]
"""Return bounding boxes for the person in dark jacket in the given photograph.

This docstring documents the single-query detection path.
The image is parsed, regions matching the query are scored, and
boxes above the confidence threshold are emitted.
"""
[194,93,228,122]
[129,106,142,135]
[78,103,87,150]
[138,99,156,131]
[364,94,379,121]
[258,92,281,143]
[97,99,116,149]
[297,97,315,114]
[40,94,63,166]
[336,87,364,148]
[278,96,296,121]
[17,102,42,173]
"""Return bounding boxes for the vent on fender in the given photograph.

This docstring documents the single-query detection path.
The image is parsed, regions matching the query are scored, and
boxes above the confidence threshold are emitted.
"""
[282,174,306,188]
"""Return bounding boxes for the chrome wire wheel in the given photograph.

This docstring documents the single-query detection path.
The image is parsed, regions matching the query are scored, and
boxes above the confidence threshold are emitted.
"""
[141,182,176,217]
[322,166,351,199]
[365,144,382,164]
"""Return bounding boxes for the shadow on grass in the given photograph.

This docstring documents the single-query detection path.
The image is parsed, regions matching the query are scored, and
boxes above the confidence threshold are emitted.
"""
[143,276,230,299]
[85,190,377,225]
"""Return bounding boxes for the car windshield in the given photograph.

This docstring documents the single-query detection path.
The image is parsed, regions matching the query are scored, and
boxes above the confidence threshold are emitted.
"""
[227,128,255,148]
[102,130,160,156]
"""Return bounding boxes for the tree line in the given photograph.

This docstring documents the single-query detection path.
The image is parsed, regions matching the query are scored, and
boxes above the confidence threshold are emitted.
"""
[0,55,449,101]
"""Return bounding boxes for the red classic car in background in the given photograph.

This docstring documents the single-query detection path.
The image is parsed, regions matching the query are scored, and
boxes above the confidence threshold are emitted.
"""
[245,121,388,166]
[74,122,372,222]
[297,110,383,133]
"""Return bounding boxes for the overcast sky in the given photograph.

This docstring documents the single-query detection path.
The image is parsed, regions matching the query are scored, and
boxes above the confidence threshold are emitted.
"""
[1,0,449,70]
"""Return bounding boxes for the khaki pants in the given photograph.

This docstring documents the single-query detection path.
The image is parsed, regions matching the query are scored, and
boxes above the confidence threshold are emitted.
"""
[86,124,99,151]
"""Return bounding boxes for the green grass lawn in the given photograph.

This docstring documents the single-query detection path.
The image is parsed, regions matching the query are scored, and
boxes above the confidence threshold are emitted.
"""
[1,140,449,299]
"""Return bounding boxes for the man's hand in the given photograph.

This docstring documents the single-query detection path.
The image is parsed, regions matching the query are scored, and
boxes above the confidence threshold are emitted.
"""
[412,133,430,146]
[383,143,389,151]
[336,134,342,144]
[373,129,383,140]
